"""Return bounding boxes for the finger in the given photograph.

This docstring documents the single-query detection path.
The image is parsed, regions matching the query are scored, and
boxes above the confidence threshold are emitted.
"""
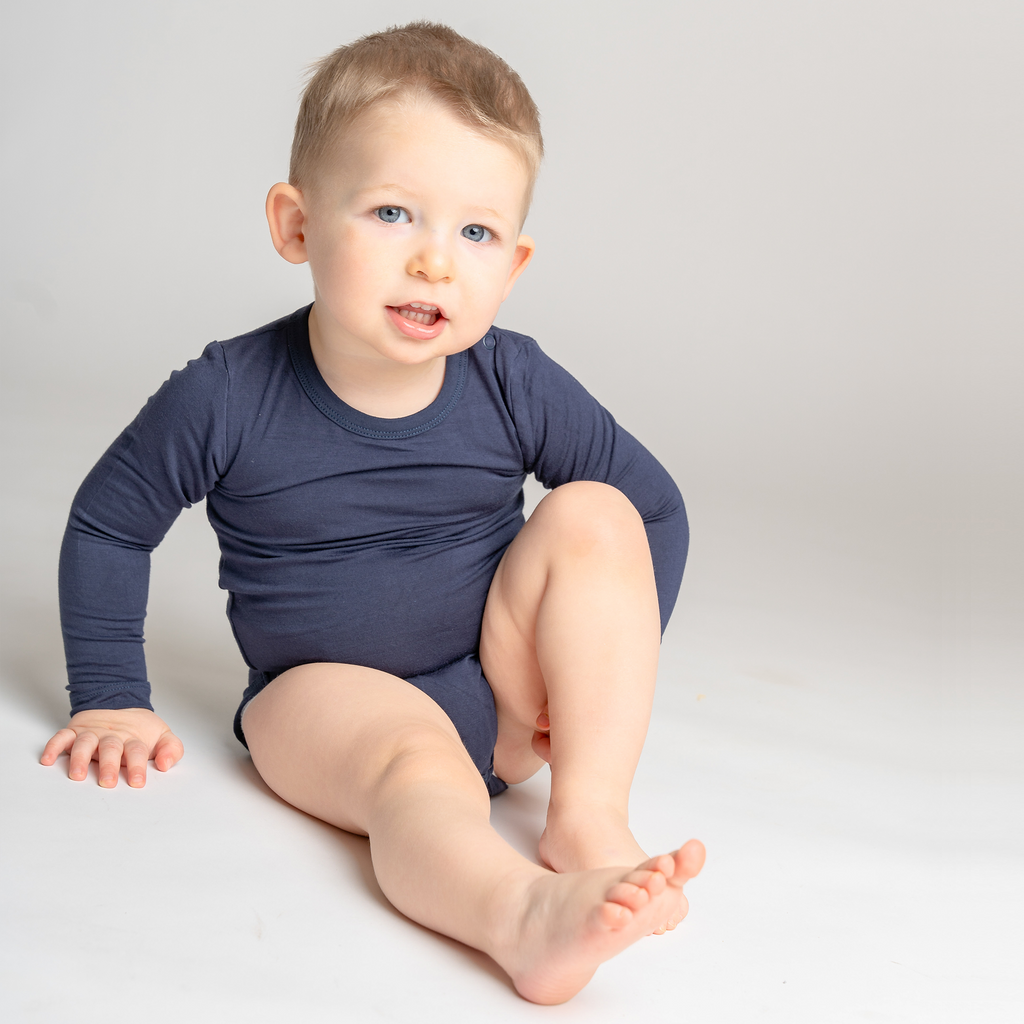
[123,739,150,788]
[96,735,124,788]
[68,731,100,782]
[152,732,184,772]
[40,728,77,765]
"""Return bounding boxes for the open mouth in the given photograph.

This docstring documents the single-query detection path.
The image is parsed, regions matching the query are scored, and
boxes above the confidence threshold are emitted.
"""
[391,301,444,326]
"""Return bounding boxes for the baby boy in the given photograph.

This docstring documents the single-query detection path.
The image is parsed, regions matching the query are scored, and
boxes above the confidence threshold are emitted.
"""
[41,22,705,1004]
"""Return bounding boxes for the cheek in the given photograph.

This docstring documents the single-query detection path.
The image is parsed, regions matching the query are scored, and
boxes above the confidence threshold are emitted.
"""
[309,220,374,273]
[463,249,514,299]
[315,241,379,302]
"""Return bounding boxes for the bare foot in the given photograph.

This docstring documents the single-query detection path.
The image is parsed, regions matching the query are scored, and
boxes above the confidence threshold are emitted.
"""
[495,839,706,1004]
[538,816,690,934]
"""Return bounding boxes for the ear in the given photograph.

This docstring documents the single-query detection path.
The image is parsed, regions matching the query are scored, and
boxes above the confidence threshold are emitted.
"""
[502,234,535,301]
[266,182,309,264]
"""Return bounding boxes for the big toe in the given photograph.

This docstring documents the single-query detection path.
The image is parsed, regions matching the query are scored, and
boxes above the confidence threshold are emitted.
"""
[669,840,706,886]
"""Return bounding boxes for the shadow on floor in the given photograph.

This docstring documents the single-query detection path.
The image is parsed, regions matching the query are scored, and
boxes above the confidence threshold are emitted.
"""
[229,748,515,992]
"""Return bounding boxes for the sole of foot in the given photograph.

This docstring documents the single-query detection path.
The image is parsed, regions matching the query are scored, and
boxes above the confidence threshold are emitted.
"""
[507,838,706,1005]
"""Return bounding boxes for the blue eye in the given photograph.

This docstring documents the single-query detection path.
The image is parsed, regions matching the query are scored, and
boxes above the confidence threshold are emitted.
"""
[376,206,409,223]
[461,224,492,243]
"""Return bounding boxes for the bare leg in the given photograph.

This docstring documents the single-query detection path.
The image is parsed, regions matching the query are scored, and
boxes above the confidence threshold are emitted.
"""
[243,663,704,1004]
[481,482,667,875]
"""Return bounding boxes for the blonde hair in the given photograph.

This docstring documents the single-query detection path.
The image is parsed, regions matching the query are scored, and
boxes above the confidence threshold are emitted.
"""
[290,22,543,207]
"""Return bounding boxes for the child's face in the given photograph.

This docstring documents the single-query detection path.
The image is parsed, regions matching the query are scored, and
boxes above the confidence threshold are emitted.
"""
[287,95,534,368]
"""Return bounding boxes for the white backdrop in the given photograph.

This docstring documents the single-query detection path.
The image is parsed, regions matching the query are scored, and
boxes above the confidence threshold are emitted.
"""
[1,2,1021,1021]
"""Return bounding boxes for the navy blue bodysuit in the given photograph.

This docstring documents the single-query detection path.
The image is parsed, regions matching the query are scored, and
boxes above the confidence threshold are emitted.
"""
[59,306,688,794]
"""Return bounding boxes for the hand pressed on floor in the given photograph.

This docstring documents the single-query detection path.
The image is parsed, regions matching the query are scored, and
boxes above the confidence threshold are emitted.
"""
[40,708,183,788]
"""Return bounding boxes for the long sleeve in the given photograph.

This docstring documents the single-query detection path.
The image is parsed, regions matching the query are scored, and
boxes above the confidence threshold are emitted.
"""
[502,335,688,633]
[59,343,231,713]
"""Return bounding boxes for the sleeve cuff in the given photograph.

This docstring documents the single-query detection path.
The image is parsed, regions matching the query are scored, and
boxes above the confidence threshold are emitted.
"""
[68,681,154,715]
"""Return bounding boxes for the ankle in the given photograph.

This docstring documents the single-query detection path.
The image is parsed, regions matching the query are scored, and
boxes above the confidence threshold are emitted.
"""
[539,807,646,872]
[480,862,548,963]
[545,797,630,833]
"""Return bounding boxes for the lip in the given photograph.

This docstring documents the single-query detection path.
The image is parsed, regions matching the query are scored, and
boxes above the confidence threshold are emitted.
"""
[386,303,449,340]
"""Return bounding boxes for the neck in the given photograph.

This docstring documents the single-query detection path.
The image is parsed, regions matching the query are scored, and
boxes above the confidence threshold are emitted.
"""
[307,304,447,419]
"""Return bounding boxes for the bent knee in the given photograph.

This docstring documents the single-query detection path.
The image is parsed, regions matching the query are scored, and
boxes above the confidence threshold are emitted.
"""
[534,481,646,555]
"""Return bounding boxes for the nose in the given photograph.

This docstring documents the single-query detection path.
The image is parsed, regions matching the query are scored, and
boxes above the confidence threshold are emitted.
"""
[406,231,454,283]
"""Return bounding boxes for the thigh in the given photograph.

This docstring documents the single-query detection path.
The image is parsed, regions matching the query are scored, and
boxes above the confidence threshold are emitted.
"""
[242,662,484,835]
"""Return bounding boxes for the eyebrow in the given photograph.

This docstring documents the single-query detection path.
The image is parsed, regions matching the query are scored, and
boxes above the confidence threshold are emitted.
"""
[356,183,410,197]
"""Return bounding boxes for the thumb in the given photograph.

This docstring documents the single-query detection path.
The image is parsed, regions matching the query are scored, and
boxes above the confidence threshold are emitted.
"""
[152,732,185,772]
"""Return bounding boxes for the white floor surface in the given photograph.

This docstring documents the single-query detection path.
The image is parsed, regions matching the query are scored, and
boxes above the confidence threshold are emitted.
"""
[2,580,1021,1020]
[2,487,1022,1024]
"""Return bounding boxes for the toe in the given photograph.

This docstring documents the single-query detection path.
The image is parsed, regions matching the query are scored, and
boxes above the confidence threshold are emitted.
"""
[598,900,633,930]
[606,881,651,912]
[638,853,676,876]
[672,840,706,884]
[622,868,663,892]
[652,894,689,935]
[623,868,667,898]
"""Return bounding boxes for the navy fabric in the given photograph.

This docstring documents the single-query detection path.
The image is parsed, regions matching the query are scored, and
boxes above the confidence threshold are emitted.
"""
[235,652,506,796]
[59,306,688,783]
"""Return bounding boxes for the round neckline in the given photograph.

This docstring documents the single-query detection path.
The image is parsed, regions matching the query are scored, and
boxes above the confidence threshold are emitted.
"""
[286,305,469,439]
